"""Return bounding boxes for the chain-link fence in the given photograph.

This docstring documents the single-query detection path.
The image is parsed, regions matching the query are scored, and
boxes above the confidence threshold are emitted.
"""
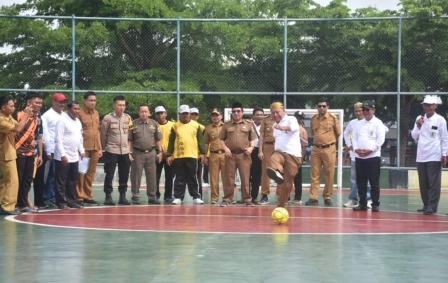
[2,15,448,168]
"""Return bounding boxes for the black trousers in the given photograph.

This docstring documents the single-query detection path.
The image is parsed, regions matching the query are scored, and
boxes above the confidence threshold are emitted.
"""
[173,158,201,200]
[250,147,262,199]
[103,151,130,195]
[196,158,203,197]
[16,155,35,208]
[33,154,46,207]
[356,157,381,207]
[293,166,303,201]
[203,163,209,183]
[417,161,442,211]
[54,160,78,206]
[156,159,173,199]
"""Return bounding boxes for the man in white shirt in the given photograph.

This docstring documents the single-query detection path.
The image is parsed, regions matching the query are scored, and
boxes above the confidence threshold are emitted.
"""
[411,95,448,215]
[352,100,385,212]
[250,107,264,204]
[41,93,67,207]
[54,101,85,209]
[266,102,302,208]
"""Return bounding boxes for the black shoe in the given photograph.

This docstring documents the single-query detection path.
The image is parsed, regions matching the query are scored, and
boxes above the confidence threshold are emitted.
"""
[148,199,161,205]
[252,199,259,205]
[259,195,269,205]
[353,205,368,211]
[266,167,284,184]
[164,197,174,203]
[57,204,70,210]
[423,208,436,215]
[417,207,427,212]
[305,199,318,206]
[104,196,116,206]
[118,195,131,205]
[324,199,333,206]
[245,202,255,207]
[68,203,84,209]
[371,205,380,212]
[83,199,100,206]
[45,201,57,209]
[131,198,141,205]
[0,208,21,215]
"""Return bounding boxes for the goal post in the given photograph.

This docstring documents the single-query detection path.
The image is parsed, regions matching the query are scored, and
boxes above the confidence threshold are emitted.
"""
[224,108,344,190]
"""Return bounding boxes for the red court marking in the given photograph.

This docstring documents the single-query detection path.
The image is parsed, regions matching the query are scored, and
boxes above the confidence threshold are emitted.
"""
[8,205,448,235]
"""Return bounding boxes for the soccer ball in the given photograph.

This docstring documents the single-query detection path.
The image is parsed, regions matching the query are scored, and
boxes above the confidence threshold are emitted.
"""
[271,207,289,225]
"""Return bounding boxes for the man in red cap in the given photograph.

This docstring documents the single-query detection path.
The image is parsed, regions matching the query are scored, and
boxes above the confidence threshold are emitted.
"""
[41,92,67,208]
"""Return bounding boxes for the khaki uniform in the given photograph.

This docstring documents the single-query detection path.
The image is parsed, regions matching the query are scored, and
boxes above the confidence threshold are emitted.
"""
[204,121,225,202]
[129,118,162,201]
[309,113,341,200]
[76,107,101,201]
[219,119,256,203]
[0,113,19,212]
[259,116,276,196]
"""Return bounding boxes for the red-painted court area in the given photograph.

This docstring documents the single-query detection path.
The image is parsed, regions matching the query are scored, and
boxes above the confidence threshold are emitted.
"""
[9,204,448,235]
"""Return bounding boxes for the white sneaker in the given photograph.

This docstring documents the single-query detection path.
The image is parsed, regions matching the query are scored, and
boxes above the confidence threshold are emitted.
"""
[193,198,204,204]
[343,200,358,208]
[172,198,182,205]
[203,183,210,187]
[367,200,372,209]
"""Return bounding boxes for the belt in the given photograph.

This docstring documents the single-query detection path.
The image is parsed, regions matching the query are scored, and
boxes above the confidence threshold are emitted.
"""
[313,143,335,149]
[265,141,275,144]
[210,150,225,154]
[231,150,245,154]
[133,147,154,153]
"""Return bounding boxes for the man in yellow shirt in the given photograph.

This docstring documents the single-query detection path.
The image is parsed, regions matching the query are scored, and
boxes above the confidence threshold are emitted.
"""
[166,105,205,205]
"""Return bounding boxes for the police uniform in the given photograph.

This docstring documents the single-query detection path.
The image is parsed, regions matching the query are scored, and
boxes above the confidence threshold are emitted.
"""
[204,120,225,203]
[129,118,162,203]
[259,115,276,197]
[100,112,134,204]
[0,113,19,213]
[219,119,256,204]
[309,112,341,202]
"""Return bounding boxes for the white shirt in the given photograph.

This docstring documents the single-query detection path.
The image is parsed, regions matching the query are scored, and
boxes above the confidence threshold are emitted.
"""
[411,113,448,162]
[344,118,361,161]
[352,116,385,159]
[41,108,63,154]
[273,115,302,157]
[253,122,261,147]
[54,113,85,162]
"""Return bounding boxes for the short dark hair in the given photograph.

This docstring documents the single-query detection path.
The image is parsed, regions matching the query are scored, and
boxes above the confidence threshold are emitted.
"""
[67,100,80,109]
[83,91,96,100]
[317,97,329,105]
[25,92,42,101]
[113,95,126,103]
[139,104,150,111]
[0,95,13,107]
[253,107,264,115]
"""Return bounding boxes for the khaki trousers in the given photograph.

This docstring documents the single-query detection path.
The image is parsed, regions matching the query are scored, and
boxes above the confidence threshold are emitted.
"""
[76,150,100,201]
[270,151,302,208]
[0,160,19,212]
[130,150,157,200]
[309,145,336,200]
[208,152,225,202]
[261,143,275,196]
[223,153,252,203]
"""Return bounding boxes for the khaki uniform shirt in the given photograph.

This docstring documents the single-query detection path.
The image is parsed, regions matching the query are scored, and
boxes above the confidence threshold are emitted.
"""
[310,112,341,145]
[204,122,224,152]
[78,107,101,151]
[128,118,162,151]
[219,119,256,151]
[259,115,276,143]
[0,113,18,161]
[100,112,134,155]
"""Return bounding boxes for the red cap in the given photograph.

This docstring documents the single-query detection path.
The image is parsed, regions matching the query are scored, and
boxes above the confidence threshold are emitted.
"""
[52,93,67,102]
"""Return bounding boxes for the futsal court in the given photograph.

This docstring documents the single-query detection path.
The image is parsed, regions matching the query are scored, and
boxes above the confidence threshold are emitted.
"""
[1,186,448,282]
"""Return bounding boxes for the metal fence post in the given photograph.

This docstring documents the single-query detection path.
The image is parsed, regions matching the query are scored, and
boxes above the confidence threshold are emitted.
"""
[396,15,403,168]
[176,17,181,120]
[72,14,76,100]
[283,18,288,108]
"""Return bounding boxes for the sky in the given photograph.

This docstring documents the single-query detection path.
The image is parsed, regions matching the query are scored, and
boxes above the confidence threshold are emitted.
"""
[1,0,401,11]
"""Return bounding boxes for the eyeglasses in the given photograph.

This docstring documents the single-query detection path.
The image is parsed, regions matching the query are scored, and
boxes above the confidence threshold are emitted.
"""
[232,110,242,113]
[317,105,327,108]
[362,108,371,112]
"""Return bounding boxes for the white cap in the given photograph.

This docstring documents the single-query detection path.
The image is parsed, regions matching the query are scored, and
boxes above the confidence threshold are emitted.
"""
[179,105,190,113]
[422,95,442,105]
[154,106,166,113]
[190,107,199,114]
